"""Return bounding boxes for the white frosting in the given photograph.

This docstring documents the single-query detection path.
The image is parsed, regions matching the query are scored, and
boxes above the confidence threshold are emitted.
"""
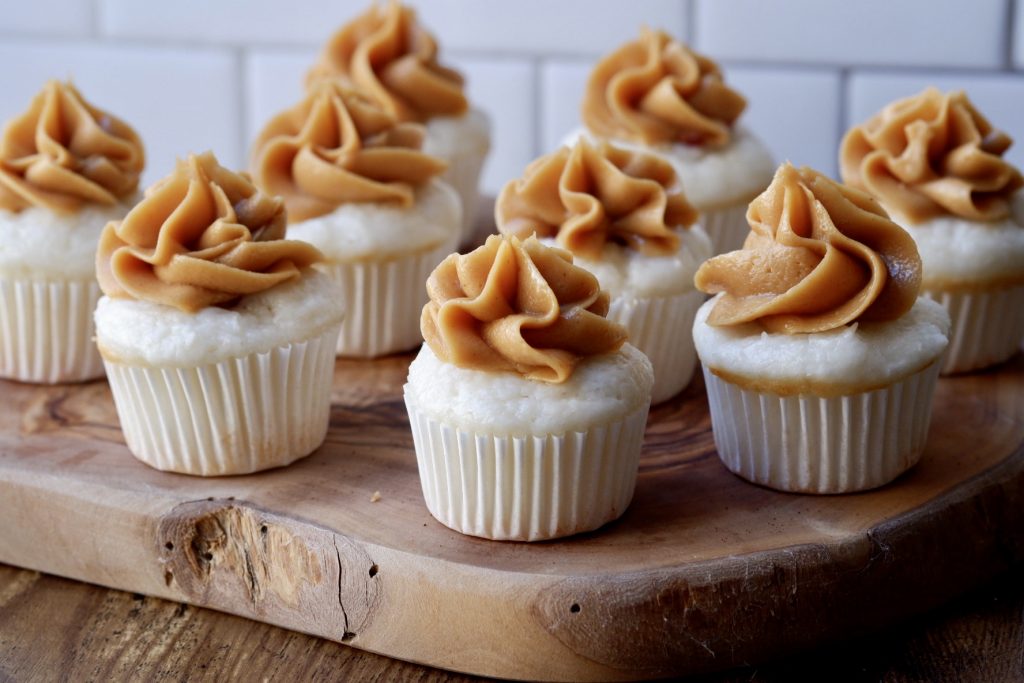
[540,225,711,298]
[405,343,653,436]
[693,296,950,388]
[0,200,135,281]
[94,269,343,367]
[285,179,461,262]
[567,125,775,210]
[423,107,491,162]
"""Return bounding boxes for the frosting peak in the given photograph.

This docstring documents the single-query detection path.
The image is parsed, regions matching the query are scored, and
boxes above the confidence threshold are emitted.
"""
[421,234,627,383]
[307,0,467,122]
[251,81,447,222]
[841,88,1024,223]
[582,29,746,148]
[495,139,697,260]
[97,152,322,313]
[0,80,144,213]
[695,163,921,334]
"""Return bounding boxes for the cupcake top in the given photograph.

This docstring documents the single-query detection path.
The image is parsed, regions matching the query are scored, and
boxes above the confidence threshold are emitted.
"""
[251,81,447,223]
[495,139,698,261]
[841,88,1023,224]
[307,0,467,123]
[97,151,322,313]
[582,28,746,148]
[0,80,144,214]
[695,163,921,334]
[421,234,627,383]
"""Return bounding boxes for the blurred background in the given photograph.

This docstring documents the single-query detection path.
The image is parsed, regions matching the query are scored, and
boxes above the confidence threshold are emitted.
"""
[1,0,1021,195]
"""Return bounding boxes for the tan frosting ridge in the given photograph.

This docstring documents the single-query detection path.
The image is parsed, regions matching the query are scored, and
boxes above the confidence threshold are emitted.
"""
[97,152,322,313]
[0,80,144,214]
[695,163,921,334]
[422,234,627,383]
[307,0,467,122]
[495,139,698,261]
[251,81,447,223]
[582,28,746,148]
[841,88,1023,224]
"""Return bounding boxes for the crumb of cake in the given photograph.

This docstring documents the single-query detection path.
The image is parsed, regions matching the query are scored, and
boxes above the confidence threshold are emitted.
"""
[370,490,382,503]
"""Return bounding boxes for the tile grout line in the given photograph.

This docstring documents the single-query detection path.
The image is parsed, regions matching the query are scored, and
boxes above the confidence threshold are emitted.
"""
[1004,0,1018,70]
[834,68,851,180]
[234,48,249,171]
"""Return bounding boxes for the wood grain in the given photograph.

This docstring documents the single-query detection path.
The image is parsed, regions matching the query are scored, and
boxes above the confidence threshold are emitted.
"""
[0,349,1022,680]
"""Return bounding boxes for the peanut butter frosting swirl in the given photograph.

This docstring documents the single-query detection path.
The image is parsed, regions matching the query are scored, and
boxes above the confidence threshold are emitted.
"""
[97,152,322,313]
[495,140,698,261]
[841,88,1024,223]
[0,80,144,213]
[422,234,627,383]
[695,163,921,334]
[306,0,467,123]
[252,81,447,223]
[582,29,746,148]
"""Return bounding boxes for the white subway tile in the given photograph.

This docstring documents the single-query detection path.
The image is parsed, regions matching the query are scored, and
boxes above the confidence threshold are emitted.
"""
[695,0,1007,68]
[847,72,1024,172]
[540,60,591,153]
[1015,0,1024,68]
[2,0,92,38]
[0,41,240,188]
[244,48,317,155]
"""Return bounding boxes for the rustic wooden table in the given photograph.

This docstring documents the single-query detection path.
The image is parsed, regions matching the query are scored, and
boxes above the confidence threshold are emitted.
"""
[0,563,1020,682]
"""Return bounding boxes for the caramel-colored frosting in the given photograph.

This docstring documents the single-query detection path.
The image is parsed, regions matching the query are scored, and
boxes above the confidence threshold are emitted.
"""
[0,80,144,213]
[98,152,322,313]
[422,234,627,383]
[841,88,1024,223]
[307,0,467,123]
[582,29,746,148]
[695,163,921,334]
[495,140,698,261]
[251,81,447,223]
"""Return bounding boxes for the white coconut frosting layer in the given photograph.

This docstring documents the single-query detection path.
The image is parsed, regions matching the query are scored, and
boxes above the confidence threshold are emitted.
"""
[693,296,950,390]
[405,343,653,436]
[285,179,460,262]
[423,108,491,162]
[94,269,343,367]
[567,125,775,210]
[0,201,135,280]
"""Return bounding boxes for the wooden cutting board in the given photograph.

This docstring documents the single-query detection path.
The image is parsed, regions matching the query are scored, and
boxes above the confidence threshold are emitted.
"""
[0,353,1022,681]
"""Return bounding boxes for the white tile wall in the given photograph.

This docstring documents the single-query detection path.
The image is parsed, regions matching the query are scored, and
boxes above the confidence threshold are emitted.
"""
[1,0,93,38]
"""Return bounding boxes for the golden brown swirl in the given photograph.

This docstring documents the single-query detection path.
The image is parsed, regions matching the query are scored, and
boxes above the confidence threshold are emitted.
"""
[841,88,1024,223]
[695,163,921,334]
[582,28,746,148]
[306,0,467,123]
[251,81,447,222]
[0,80,144,213]
[495,139,698,260]
[97,152,322,313]
[422,234,627,383]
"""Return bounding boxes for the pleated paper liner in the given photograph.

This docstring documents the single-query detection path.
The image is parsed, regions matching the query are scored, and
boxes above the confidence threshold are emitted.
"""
[0,277,105,384]
[703,360,942,494]
[405,395,650,541]
[608,289,704,404]
[321,236,458,358]
[700,202,751,256]
[103,324,340,476]
[924,284,1024,375]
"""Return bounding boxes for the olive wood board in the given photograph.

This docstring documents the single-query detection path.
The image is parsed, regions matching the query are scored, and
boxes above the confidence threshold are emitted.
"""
[0,353,1022,681]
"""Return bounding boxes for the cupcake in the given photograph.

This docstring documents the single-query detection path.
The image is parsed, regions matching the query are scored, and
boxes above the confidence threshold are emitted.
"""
[0,80,143,383]
[405,234,654,541]
[94,152,342,476]
[574,28,774,256]
[308,0,491,244]
[693,163,950,494]
[497,139,711,403]
[251,81,460,358]
[841,88,1024,374]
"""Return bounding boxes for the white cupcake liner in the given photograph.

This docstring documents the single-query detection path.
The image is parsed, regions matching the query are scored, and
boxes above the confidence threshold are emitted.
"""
[0,277,104,384]
[442,147,488,246]
[608,289,704,404]
[701,202,751,256]
[405,394,650,541]
[923,285,1024,375]
[322,237,457,358]
[703,360,942,494]
[102,324,340,476]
